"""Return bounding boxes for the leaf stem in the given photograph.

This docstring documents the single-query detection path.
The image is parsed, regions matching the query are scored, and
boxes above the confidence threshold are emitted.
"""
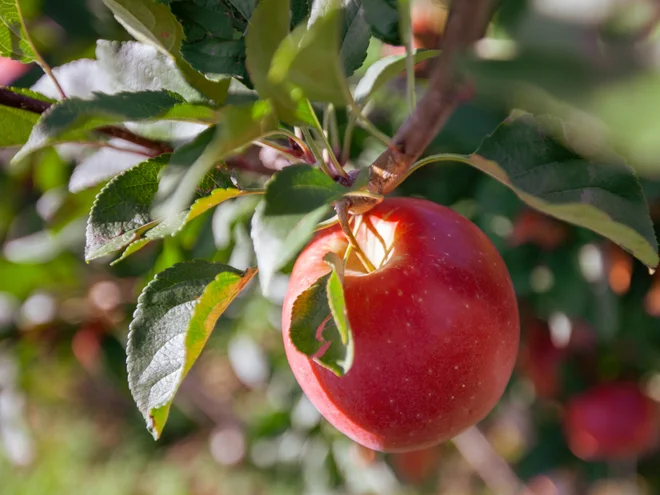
[256,139,305,162]
[326,103,340,152]
[309,104,348,179]
[261,129,314,162]
[15,7,66,99]
[336,200,375,273]
[341,113,357,164]
[301,126,333,177]
[349,102,391,147]
[387,152,472,191]
[365,0,494,198]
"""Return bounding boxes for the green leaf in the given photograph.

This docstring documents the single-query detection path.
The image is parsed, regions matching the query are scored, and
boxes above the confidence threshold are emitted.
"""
[289,254,354,376]
[181,39,248,82]
[245,0,312,124]
[291,0,311,26]
[127,260,257,439]
[354,49,439,103]
[102,0,229,102]
[0,104,39,146]
[226,0,255,20]
[361,0,400,45]
[86,135,251,262]
[85,155,170,261]
[322,252,353,373]
[3,85,54,103]
[96,40,204,102]
[12,90,216,163]
[469,114,659,268]
[170,2,233,41]
[0,86,52,146]
[245,0,289,93]
[270,5,351,106]
[0,0,36,62]
[309,0,370,78]
[160,100,278,218]
[0,86,57,148]
[251,164,346,292]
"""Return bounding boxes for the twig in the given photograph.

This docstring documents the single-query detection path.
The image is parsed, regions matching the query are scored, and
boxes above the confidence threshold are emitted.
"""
[0,87,286,176]
[0,87,172,155]
[336,199,376,273]
[364,0,494,200]
[15,6,66,99]
[399,0,416,112]
[453,426,527,495]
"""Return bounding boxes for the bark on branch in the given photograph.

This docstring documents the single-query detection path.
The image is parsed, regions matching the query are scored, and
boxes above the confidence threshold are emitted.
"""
[0,87,173,155]
[0,86,277,173]
[365,0,495,198]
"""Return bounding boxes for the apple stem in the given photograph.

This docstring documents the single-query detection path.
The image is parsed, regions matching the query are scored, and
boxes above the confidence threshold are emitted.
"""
[336,200,376,273]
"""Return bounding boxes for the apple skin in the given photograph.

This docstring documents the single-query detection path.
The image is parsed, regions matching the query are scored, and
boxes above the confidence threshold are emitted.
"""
[282,198,519,452]
[563,382,659,460]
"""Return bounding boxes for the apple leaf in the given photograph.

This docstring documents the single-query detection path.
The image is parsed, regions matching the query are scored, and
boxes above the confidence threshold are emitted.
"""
[354,50,440,104]
[251,164,346,293]
[128,260,257,439]
[361,0,400,45]
[180,39,248,83]
[291,0,311,26]
[85,131,248,262]
[270,5,351,106]
[85,155,170,261]
[309,0,370,78]
[245,0,314,125]
[12,90,217,163]
[289,254,354,376]
[322,252,354,372]
[245,0,290,105]
[0,87,54,145]
[0,0,37,62]
[158,100,278,219]
[96,40,205,102]
[0,105,39,147]
[226,0,255,20]
[469,113,659,268]
[170,2,234,41]
[102,0,230,102]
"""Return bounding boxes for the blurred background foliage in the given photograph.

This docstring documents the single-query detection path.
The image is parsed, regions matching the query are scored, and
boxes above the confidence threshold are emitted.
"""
[2,0,660,494]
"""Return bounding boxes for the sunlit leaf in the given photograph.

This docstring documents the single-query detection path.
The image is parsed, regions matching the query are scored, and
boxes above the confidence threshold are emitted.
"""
[251,164,346,293]
[0,0,37,62]
[469,114,659,268]
[128,260,257,439]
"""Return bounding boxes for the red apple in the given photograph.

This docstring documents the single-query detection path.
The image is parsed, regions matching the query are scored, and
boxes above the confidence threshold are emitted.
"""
[282,197,519,452]
[518,318,564,399]
[510,208,568,250]
[563,382,659,460]
[519,317,596,399]
[0,57,31,85]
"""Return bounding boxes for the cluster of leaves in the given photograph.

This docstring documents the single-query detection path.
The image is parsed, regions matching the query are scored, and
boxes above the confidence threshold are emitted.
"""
[1,0,658,445]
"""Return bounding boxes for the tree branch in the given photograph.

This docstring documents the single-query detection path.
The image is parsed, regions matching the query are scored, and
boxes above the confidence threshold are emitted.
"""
[0,87,291,175]
[453,427,527,495]
[0,86,173,155]
[364,0,495,198]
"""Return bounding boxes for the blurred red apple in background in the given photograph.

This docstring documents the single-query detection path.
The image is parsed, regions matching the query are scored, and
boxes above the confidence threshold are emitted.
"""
[563,382,659,460]
[0,57,31,85]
